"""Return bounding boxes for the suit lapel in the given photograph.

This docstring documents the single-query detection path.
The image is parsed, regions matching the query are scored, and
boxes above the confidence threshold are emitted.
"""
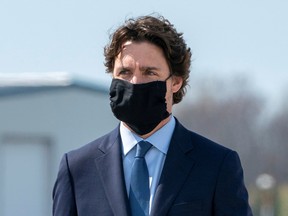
[150,121,195,216]
[95,127,131,216]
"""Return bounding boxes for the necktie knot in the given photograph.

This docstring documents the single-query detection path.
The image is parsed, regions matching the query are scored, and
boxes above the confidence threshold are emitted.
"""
[135,141,152,158]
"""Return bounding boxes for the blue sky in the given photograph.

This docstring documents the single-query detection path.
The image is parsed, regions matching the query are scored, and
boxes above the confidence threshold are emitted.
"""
[1,0,287,106]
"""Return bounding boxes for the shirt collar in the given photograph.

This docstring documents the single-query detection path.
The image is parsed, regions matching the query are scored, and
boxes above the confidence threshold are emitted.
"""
[120,116,176,156]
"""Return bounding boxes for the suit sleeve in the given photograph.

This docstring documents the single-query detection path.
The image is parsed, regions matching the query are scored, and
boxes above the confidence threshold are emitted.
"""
[53,154,78,216]
[214,151,253,216]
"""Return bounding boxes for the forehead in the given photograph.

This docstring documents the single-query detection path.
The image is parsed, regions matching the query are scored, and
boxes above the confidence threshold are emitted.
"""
[115,41,168,67]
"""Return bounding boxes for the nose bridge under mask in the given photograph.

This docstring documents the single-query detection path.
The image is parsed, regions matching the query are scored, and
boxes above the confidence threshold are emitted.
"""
[109,78,170,135]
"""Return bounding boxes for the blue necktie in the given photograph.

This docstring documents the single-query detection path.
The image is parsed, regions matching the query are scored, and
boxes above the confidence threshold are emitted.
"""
[129,141,152,216]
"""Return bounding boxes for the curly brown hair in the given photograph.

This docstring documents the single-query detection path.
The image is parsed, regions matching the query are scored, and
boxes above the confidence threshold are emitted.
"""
[104,15,192,104]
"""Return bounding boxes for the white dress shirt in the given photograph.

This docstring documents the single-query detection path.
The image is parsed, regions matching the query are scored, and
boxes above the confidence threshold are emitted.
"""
[120,116,176,213]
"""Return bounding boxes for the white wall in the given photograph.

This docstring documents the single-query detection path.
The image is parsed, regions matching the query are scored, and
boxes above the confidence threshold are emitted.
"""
[0,87,118,216]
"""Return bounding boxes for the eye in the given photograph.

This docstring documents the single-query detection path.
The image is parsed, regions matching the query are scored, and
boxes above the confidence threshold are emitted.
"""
[145,70,157,76]
[117,69,131,76]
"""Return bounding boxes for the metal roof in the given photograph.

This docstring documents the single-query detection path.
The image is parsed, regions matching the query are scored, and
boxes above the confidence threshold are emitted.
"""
[0,72,109,97]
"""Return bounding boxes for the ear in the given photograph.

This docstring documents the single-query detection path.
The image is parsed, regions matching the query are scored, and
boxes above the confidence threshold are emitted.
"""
[171,76,183,93]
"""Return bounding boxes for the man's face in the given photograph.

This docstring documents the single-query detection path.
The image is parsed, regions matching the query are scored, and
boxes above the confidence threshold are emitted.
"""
[112,41,183,113]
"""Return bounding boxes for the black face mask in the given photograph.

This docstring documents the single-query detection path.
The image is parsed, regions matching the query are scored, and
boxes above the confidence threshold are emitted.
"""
[109,78,170,135]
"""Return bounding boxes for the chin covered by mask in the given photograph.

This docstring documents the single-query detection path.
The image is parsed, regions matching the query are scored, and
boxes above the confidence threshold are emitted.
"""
[109,78,171,135]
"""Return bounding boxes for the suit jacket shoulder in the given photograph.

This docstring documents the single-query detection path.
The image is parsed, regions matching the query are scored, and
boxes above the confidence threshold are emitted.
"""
[173,118,233,158]
[66,126,120,165]
[53,125,131,216]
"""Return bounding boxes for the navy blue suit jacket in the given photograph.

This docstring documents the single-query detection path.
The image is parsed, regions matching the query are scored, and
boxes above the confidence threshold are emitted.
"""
[53,119,253,215]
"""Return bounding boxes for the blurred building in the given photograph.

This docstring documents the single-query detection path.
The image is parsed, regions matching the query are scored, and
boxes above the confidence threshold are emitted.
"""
[0,72,118,216]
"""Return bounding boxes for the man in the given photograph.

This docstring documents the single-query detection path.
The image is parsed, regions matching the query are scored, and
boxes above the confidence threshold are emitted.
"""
[53,15,253,215]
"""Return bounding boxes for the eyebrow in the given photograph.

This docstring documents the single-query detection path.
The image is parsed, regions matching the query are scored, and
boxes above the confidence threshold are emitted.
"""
[139,66,161,72]
[116,66,161,72]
